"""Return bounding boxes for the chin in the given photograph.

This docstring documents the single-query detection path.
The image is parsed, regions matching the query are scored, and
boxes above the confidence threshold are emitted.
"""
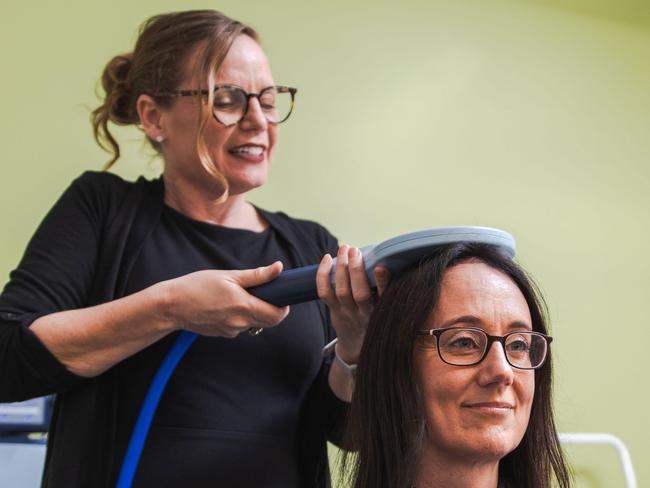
[227,175,268,195]
[466,431,523,461]
[229,163,269,190]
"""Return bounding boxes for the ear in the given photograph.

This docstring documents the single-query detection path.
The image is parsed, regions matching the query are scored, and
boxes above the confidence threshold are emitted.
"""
[136,94,166,142]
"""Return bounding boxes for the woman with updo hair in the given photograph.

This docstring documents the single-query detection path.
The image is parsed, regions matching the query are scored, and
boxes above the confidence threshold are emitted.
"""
[0,10,385,487]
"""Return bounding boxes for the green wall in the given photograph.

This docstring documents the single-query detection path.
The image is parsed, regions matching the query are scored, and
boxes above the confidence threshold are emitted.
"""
[2,1,649,486]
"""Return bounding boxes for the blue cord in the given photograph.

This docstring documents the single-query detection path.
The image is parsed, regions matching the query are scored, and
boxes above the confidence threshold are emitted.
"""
[115,330,198,488]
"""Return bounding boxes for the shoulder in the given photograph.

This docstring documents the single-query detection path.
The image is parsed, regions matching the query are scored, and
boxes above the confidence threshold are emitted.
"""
[71,170,158,197]
[66,171,161,217]
[257,207,339,255]
[34,172,163,241]
[66,171,131,208]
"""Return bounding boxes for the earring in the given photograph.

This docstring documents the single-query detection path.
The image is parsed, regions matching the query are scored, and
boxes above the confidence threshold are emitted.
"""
[155,135,164,143]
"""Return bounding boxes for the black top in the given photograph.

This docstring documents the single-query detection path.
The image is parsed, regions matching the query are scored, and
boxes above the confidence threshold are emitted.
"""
[0,172,347,487]
[130,205,333,487]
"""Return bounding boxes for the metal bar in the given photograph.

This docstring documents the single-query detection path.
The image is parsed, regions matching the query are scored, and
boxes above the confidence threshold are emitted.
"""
[559,432,637,488]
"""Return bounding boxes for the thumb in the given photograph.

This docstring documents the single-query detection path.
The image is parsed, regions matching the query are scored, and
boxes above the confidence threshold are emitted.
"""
[374,266,391,297]
[233,261,284,288]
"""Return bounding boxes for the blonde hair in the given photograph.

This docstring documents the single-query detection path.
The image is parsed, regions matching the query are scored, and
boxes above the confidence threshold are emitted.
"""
[91,10,259,196]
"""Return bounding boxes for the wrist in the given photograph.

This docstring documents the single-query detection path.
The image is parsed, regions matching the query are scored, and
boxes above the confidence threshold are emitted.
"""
[150,280,180,332]
[333,338,362,364]
[334,343,357,380]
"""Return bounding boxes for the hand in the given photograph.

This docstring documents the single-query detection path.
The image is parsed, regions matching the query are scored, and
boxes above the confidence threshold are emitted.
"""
[316,246,390,363]
[162,261,290,338]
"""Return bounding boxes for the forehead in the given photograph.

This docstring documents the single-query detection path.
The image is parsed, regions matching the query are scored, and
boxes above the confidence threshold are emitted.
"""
[217,35,274,89]
[180,35,274,88]
[431,261,532,330]
[218,35,271,76]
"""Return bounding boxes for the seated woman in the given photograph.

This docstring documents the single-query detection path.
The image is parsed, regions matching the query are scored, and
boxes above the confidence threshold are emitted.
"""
[343,243,571,488]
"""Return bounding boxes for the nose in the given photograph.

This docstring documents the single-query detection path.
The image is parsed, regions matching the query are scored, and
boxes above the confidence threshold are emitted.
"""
[239,96,268,131]
[476,342,515,387]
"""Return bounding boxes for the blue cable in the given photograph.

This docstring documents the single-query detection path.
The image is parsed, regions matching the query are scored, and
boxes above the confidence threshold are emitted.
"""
[115,330,198,488]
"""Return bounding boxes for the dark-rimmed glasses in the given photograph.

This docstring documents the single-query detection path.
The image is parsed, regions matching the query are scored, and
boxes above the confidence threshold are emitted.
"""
[416,327,552,370]
[156,84,297,126]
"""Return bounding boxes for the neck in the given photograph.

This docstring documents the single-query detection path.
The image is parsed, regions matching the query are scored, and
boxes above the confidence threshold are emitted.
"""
[162,172,267,232]
[413,447,500,488]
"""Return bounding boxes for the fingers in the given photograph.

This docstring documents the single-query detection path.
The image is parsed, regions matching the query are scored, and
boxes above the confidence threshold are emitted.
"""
[374,266,391,297]
[335,246,355,309]
[348,247,373,315]
[171,266,290,339]
[247,297,290,327]
[236,262,289,328]
[317,245,373,315]
[233,261,284,288]
[316,253,335,304]
[220,293,289,338]
[316,246,352,310]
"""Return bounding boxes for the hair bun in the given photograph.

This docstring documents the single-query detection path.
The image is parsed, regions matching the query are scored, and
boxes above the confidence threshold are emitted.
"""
[107,54,132,81]
[101,53,135,123]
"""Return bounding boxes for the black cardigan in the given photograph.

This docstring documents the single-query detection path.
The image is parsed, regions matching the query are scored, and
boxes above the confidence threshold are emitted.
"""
[0,171,347,487]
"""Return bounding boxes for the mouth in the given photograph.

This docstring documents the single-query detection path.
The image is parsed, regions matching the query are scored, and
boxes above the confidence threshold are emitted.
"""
[228,144,266,161]
[461,402,515,414]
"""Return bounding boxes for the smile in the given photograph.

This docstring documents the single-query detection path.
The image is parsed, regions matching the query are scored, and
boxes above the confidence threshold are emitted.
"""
[229,145,265,156]
[462,402,515,415]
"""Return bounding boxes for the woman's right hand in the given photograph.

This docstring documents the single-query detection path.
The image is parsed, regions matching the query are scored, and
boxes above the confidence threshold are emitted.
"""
[30,261,289,377]
[160,261,290,338]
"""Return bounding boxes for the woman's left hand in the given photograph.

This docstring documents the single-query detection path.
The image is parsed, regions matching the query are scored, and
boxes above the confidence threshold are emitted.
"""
[316,245,390,365]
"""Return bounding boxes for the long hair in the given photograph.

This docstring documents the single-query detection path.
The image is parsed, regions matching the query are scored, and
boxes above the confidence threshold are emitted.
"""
[342,242,571,488]
[91,10,258,196]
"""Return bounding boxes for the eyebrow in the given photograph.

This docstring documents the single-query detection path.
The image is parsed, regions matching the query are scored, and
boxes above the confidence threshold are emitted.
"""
[439,315,533,331]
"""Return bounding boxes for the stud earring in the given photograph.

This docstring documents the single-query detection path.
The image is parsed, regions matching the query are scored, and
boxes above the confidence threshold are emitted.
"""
[155,135,164,143]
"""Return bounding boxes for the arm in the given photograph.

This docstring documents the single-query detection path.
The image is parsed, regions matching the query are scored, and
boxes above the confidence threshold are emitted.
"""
[29,264,289,378]
[0,173,107,400]
[0,174,288,401]
[317,246,390,402]
[28,282,170,378]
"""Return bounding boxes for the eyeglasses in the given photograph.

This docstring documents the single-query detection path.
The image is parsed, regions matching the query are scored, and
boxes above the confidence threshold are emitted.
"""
[416,327,552,370]
[156,84,297,126]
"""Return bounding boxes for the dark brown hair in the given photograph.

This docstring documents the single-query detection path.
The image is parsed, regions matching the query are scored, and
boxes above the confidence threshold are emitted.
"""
[91,10,258,193]
[343,243,571,488]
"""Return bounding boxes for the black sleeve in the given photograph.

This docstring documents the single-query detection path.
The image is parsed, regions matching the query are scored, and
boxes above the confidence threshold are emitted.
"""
[317,223,340,259]
[0,172,117,401]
